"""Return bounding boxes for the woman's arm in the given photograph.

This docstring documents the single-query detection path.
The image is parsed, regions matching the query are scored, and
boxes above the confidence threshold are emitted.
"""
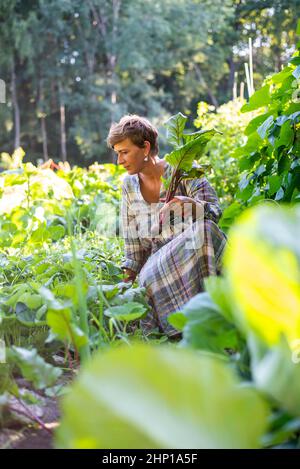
[182,177,222,224]
[120,181,151,276]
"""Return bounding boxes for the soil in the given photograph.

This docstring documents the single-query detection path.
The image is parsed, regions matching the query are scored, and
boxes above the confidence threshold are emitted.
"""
[0,368,74,449]
[0,395,59,449]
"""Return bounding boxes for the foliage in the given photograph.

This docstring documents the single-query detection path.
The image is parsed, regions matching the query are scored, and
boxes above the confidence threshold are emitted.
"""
[226,45,300,229]
[194,99,258,207]
[1,2,298,162]
[162,112,219,202]
[1,150,300,447]
[0,151,124,249]
[168,290,244,357]
[169,203,300,447]
[1,13,300,444]
[0,157,154,433]
[0,0,235,163]
[56,344,268,449]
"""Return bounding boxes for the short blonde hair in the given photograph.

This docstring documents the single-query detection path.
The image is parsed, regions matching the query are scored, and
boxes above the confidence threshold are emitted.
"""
[107,114,159,156]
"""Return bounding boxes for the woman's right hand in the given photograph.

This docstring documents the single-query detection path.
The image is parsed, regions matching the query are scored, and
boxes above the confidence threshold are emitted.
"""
[123,268,137,283]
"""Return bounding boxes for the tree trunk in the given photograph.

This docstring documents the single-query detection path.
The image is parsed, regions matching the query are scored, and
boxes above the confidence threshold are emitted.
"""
[39,78,48,161]
[41,116,48,161]
[58,82,67,162]
[194,64,218,108]
[0,79,5,104]
[89,0,121,162]
[11,57,20,150]
[227,55,236,100]
[109,0,121,118]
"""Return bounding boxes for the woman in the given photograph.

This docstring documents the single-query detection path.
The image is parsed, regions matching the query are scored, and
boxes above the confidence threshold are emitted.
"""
[107,115,227,336]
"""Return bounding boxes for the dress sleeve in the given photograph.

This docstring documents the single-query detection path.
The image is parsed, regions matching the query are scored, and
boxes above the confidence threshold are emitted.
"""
[182,177,222,224]
[120,182,151,274]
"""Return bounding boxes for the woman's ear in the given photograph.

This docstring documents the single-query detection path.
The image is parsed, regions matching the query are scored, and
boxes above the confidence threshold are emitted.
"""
[143,140,151,156]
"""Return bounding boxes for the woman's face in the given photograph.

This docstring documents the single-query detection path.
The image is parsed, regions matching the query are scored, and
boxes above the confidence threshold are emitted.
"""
[114,138,150,174]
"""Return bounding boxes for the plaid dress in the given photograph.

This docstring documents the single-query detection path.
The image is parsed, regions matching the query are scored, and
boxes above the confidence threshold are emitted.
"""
[121,160,227,335]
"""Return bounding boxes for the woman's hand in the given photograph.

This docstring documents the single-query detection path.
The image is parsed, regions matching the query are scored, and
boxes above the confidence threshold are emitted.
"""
[159,196,197,224]
[150,196,199,237]
[122,268,137,283]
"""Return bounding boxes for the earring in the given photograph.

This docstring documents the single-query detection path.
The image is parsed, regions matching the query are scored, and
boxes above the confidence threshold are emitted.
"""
[144,154,149,162]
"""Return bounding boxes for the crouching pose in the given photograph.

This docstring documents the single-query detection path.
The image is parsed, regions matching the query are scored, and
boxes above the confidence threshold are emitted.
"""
[107,115,227,336]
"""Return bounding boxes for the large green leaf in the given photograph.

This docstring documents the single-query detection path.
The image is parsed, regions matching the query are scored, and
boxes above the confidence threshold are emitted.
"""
[8,346,61,390]
[257,116,274,139]
[224,205,300,347]
[244,111,273,136]
[182,129,221,144]
[250,336,300,417]
[47,308,88,349]
[56,345,268,449]
[168,292,242,356]
[204,276,235,324]
[164,112,187,148]
[292,65,300,80]
[165,129,219,172]
[104,302,147,322]
[180,164,211,180]
[48,224,66,241]
[17,293,43,310]
[41,287,88,349]
[241,85,271,113]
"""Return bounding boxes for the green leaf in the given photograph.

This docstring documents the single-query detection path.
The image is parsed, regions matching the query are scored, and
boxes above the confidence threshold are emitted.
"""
[271,67,292,84]
[204,276,235,324]
[30,223,49,243]
[238,173,250,191]
[289,57,300,66]
[278,154,291,175]
[262,416,300,447]
[165,129,218,172]
[15,302,38,325]
[220,201,242,222]
[182,129,221,144]
[257,116,274,139]
[244,112,273,136]
[241,85,271,113]
[48,225,66,241]
[8,346,61,390]
[238,152,260,171]
[47,307,88,349]
[5,284,30,308]
[292,66,300,80]
[237,184,254,202]
[164,113,187,147]
[101,284,120,300]
[275,121,294,148]
[176,292,242,355]
[70,324,89,349]
[288,111,300,124]
[161,175,172,191]
[56,345,268,449]
[224,205,300,348]
[233,132,263,157]
[167,312,187,331]
[104,302,147,322]
[180,165,211,180]
[47,307,72,338]
[250,336,300,417]
[267,175,282,196]
[17,293,43,310]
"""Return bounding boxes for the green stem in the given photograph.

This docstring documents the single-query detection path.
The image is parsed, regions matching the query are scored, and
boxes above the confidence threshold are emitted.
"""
[67,212,91,363]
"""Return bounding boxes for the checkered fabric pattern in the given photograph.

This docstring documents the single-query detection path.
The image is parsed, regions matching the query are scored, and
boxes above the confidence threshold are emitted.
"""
[120,160,227,335]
